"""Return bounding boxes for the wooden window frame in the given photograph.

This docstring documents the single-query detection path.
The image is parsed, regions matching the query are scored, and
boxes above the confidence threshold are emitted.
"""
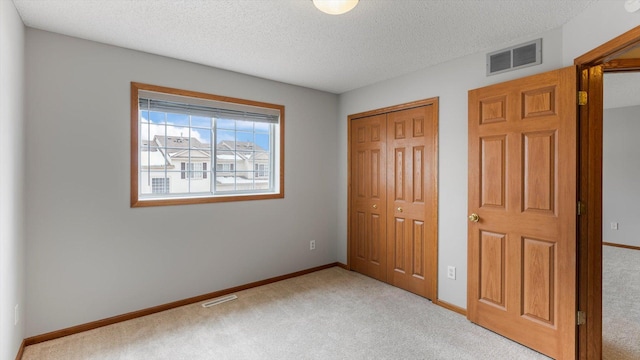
[131,82,285,207]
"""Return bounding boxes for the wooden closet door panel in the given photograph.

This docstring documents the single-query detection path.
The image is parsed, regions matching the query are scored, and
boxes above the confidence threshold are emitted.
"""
[350,114,387,282]
[387,105,437,299]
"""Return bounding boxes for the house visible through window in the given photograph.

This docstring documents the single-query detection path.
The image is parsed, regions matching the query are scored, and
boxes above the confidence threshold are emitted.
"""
[131,82,284,207]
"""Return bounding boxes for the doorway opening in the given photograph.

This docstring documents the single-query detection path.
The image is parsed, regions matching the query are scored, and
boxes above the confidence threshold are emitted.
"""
[575,25,640,360]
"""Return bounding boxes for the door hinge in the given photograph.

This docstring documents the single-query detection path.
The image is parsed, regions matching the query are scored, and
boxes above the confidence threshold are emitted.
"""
[577,200,585,216]
[578,91,588,106]
[577,311,586,325]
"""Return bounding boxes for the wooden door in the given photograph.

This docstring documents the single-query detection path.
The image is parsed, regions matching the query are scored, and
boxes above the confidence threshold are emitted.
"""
[350,114,387,282]
[467,67,577,359]
[387,106,437,299]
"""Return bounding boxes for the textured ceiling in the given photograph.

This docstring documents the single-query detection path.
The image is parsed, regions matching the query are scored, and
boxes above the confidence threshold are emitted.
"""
[11,0,601,94]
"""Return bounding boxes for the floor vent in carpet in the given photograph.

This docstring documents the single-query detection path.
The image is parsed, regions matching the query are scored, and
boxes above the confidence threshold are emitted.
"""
[201,295,238,307]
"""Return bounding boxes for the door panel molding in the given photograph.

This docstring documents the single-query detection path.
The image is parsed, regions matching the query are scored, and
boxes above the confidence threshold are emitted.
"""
[522,130,556,214]
[479,230,506,308]
[480,136,507,208]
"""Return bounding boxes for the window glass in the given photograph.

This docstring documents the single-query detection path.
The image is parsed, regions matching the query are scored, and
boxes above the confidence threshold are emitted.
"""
[131,83,283,207]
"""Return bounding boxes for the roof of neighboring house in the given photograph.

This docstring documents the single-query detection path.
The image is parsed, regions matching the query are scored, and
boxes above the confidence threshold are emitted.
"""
[169,149,211,159]
[217,140,265,152]
[140,136,268,168]
[155,136,207,149]
[216,140,266,161]
[146,137,265,152]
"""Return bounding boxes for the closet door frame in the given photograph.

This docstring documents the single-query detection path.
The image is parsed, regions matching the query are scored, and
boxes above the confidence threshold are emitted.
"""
[347,97,439,300]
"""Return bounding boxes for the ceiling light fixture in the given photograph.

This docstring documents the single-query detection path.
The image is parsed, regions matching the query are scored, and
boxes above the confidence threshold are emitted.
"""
[313,0,359,15]
[625,0,640,12]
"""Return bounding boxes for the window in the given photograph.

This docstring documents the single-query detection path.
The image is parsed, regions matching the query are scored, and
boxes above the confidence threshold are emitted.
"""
[181,162,206,180]
[255,163,269,178]
[131,82,284,207]
[216,163,234,172]
[151,178,170,194]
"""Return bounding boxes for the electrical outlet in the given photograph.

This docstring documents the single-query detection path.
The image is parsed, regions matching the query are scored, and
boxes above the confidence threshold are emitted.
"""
[14,304,19,326]
[447,266,456,280]
[310,240,316,250]
[611,222,619,230]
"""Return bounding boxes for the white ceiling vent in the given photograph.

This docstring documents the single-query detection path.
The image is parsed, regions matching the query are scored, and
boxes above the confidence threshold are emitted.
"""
[487,39,542,76]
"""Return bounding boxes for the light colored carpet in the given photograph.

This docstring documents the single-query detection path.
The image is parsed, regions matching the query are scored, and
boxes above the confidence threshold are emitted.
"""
[602,245,640,360]
[23,267,551,360]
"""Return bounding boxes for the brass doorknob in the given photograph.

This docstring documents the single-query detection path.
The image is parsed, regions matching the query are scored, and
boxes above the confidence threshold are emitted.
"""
[397,207,403,212]
[372,204,378,209]
[469,213,480,222]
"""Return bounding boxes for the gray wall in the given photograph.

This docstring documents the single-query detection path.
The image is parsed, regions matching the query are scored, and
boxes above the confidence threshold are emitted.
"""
[603,105,640,248]
[25,29,339,337]
[0,0,26,358]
